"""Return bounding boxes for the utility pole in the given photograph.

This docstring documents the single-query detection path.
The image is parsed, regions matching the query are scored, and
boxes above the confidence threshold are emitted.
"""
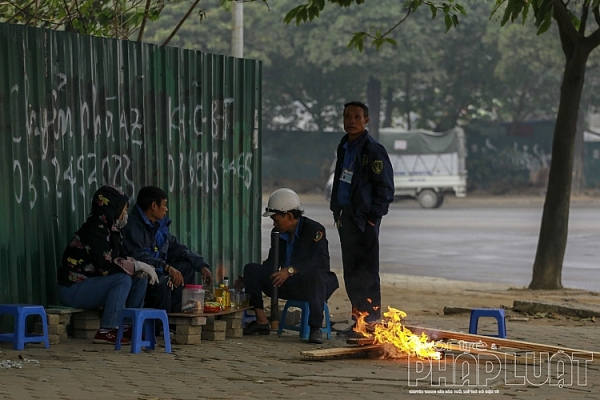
[232,0,243,58]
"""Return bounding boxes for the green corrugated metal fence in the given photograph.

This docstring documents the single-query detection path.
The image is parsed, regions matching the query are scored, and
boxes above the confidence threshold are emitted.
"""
[0,23,262,306]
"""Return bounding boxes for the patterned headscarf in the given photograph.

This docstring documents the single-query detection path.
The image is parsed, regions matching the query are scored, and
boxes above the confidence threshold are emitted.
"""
[90,185,129,228]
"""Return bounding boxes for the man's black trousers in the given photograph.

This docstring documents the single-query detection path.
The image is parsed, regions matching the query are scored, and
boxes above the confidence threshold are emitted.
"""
[244,262,332,328]
[144,261,196,313]
[337,211,381,322]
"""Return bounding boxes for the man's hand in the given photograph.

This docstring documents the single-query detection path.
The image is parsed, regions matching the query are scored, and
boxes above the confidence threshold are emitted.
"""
[166,265,184,287]
[271,268,290,288]
[201,266,213,286]
[233,275,245,291]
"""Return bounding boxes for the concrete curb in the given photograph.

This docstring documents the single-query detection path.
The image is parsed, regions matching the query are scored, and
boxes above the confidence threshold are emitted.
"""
[513,299,600,318]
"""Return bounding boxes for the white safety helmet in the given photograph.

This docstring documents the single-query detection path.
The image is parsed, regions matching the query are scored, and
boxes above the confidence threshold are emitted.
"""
[262,188,302,217]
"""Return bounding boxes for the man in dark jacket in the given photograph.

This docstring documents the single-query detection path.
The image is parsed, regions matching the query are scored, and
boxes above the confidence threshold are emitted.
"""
[330,101,394,334]
[239,188,339,344]
[122,186,213,313]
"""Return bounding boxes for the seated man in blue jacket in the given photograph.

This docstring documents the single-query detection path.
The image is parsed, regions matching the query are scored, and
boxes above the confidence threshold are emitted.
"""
[122,186,213,313]
[238,188,339,344]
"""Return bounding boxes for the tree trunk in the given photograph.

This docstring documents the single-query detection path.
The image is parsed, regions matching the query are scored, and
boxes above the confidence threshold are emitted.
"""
[383,86,394,128]
[367,76,381,139]
[529,45,590,290]
[404,72,411,130]
[571,110,585,194]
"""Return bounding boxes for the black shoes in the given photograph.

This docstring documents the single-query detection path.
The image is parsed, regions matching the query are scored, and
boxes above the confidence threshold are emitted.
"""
[243,321,270,336]
[335,323,374,339]
[308,327,323,344]
[335,324,356,337]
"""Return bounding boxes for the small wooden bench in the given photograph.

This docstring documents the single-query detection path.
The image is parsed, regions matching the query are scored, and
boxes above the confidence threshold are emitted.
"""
[39,306,249,345]
[168,308,250,344]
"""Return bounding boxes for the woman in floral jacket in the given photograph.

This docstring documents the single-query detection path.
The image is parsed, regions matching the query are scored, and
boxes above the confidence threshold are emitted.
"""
[56,185,158,344]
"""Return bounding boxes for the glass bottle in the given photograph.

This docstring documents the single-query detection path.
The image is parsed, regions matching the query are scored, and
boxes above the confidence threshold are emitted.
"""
[223,277,230,310]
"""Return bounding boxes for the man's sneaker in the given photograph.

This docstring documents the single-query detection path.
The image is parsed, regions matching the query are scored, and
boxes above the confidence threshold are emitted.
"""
[243,321,270,336]
[308,327,323,344]
[93,328,131,345]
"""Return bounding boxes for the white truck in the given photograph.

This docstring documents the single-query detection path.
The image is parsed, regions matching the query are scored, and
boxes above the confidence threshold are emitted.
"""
[325,127,467,208]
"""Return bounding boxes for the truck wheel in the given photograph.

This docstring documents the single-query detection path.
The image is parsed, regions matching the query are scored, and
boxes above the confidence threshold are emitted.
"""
[417,190,439,209]
[435,194,444,208]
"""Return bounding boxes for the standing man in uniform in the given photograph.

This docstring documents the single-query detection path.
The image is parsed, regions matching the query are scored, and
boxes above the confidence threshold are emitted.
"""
[330,101,394,336]
[236,188,339,344]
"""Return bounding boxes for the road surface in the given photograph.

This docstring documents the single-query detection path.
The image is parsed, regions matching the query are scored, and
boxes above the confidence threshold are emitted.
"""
[261,195,600,291]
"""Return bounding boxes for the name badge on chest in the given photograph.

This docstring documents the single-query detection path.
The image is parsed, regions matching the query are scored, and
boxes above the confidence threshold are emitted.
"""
[340,168,354,184]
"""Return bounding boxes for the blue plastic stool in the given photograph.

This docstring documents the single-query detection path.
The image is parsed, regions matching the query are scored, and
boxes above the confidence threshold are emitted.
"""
[242,310,256,328]
[277,300,331,340]
[469,308,507,338]
[0,304,50,350]
[115,308,171,354]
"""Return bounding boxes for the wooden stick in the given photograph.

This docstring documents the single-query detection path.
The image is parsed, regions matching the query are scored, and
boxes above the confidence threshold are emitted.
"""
[270,231,280,329]
[346,326,597,362]
[301,345,382,359]
[437,342,536,365]
[405,325,600,360]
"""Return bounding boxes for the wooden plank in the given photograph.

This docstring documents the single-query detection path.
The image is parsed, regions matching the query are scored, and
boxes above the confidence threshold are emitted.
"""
[405,325,600,360]
[437,342,535,365]
[301,345,382,359]
[46,306,86,314]
[345,326,597,362]
[339,340,535,364]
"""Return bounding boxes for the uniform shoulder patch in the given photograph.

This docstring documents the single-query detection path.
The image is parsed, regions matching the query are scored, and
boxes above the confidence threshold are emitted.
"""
[372,160,383,174]
[314,231,324,242]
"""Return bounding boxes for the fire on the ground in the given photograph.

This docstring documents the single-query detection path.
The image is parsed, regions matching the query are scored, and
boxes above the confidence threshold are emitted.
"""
[354,306,441,360]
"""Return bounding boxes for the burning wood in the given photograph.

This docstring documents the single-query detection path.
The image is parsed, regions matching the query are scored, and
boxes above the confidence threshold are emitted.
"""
[301,307,600,364]
[352,307,442,360]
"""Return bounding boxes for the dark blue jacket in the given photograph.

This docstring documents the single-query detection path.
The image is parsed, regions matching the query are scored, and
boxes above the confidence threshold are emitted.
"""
[263,216,339,297]
[121,204,209,273]
[330,130,394,231]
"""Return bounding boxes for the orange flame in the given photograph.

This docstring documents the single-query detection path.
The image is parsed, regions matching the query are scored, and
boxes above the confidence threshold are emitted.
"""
[353,306,441,360]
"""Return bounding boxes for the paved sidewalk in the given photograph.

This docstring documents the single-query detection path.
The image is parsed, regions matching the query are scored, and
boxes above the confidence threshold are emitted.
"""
[1,287,598,400]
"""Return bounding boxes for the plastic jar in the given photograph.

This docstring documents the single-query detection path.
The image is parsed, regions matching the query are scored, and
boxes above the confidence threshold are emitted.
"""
[181,284,205,313]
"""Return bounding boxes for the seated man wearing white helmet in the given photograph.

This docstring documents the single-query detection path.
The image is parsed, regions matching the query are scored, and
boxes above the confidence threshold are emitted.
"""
[238,188,339,344]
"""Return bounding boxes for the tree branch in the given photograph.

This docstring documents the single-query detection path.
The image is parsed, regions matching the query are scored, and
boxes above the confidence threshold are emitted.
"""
[553,0,580,44]
[61,0,75,32]
[579,0,589,34]
[580,5,600,50]
[72,0,89,34]
[162,0,201,46]
[136,0,153,42]
[380,8,412,38]
[4,0,62,26]
[5,0,36,23]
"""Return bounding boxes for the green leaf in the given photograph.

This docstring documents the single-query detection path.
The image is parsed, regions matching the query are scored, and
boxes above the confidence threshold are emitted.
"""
[348,31,367,52]
[429,3,437,18]
[536,12,553,34]
[444,14,452,31]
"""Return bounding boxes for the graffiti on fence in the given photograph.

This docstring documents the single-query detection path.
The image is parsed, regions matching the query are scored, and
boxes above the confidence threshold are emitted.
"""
[10,72,253,211]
